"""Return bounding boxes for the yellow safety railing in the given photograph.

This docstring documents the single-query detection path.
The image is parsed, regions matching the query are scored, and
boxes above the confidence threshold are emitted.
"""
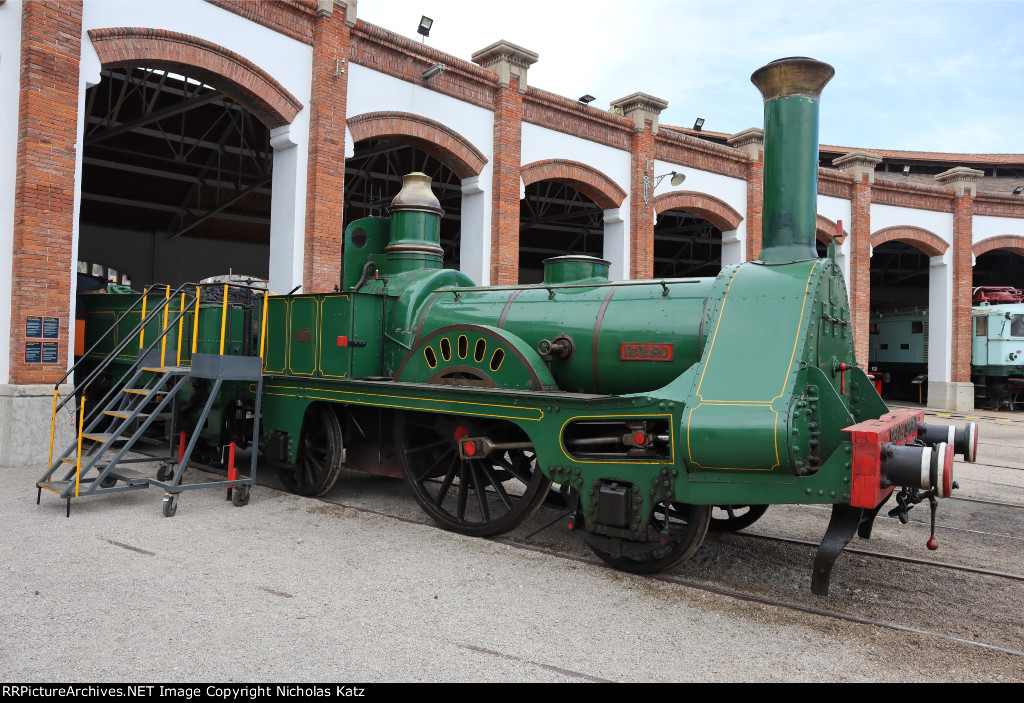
[139,295,148,349]
[260,291,269,360]
[47,388,58,470]
[219,284,229,355]
[160,285,170,365]
[192,285,200,355]
[177,293,186,367]
[75,396,84,498]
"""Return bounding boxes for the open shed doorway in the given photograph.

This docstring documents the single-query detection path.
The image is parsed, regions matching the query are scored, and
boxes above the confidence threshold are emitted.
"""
[78,67,272,291]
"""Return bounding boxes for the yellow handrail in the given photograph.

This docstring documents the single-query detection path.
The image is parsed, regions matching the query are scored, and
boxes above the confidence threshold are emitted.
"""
[47,387,58,469]
[176,293,186,367]
[260,291,269,360]
[219,284,228,355]
[192,286,200,355]
[160,285,170,365]
[75,395,84,498]
[139,294,148,349]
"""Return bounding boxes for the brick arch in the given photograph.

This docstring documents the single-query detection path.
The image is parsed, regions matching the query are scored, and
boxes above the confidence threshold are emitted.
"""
[816,214,842,245]
[88,28,303,129]
[347,112,487,180]
[973,235,1024,258]
[651,191,743,232]
[520,160,627,210]
[871,226,948,257]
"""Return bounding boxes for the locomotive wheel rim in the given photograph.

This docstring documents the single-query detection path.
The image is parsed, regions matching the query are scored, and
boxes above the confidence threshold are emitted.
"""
[585,502,711,575]
[277,404,344,497]
[396,410,551,537]
[708,504,769,533]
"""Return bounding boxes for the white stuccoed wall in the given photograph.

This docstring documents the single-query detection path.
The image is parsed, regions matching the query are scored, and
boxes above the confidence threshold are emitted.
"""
[346,63,495,285]
[80,0,313,298]
[520,123,631,279]
[653,158,747,268]
[973,213,1024,245]
[0,1,23,386]
[817,194,852,284]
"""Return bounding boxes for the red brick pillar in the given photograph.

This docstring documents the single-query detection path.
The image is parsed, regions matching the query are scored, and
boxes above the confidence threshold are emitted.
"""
[611,92,668,280]
[728,128,764,261]
[936,167,983,386]
[629,128,655,279]
[488,79,523,285]
[833,151,882,364]
[9,0,83,384]
[303,0,356,293]
[472,41,537,285]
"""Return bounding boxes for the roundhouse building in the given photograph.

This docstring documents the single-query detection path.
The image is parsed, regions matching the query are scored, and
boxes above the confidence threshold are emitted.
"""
[2,0,1023,466]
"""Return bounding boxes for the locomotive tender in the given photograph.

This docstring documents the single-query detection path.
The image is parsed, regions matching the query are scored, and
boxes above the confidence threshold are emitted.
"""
[44,58,978,595]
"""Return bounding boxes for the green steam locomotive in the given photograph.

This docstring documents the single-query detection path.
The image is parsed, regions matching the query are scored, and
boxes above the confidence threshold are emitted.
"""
[41,58,977,596]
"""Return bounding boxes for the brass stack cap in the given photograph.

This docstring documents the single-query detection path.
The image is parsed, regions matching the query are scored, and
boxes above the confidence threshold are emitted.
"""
[389,172,445,216]
[751,57,835,101]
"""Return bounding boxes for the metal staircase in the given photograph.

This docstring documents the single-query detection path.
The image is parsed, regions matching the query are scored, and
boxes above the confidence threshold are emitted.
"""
[36,282,267,517]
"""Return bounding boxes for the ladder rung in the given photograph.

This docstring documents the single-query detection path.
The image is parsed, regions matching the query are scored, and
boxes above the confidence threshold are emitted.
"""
[59,458,80,465]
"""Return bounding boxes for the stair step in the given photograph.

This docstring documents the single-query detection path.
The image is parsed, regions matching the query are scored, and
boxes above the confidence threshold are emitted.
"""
[124,388,168,396]
[59,457,81,466]
[143,366,190,375]
[103,410,150,420]
[83,432,126,444]
[38,480,72,493]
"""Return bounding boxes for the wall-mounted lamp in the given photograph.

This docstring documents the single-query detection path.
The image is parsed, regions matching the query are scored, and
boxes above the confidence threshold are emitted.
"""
[693,118,705,132]
[902,165,911,175]
[1014,185,1024,195]
[421,63,445,80]
[643,171,686,204]
[418,16,433,38]
[578,94,596,104]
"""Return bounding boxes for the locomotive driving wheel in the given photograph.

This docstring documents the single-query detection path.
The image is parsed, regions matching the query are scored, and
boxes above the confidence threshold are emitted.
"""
[276,404,344,497]
[584,502,711,574]
[708,504,768,533]
[395,411,551,537]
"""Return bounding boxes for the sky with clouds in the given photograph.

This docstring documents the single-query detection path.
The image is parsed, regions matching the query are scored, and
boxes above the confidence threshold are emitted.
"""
[358,0,1024,155]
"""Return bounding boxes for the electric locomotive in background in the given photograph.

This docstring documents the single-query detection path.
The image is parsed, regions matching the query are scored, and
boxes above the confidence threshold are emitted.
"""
[870,287,1024,408]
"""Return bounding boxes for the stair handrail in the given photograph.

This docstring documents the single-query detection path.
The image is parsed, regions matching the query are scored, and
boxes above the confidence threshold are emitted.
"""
[53,284,160,390]
[55,283,198,415]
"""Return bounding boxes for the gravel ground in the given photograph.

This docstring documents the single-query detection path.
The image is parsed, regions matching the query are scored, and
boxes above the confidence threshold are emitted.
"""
[2,409,1022,682]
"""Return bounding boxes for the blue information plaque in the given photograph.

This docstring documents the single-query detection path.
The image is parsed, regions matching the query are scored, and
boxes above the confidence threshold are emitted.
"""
[41,342,59,364]
[25,316,42,338]
[42,317,60,339]
[25,341,41,363]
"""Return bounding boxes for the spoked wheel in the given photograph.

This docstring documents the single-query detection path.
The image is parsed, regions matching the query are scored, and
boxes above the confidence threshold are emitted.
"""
[396,411,551,537]
[585,502,711,574]
[276,404,344,496]
[708,504,768,533]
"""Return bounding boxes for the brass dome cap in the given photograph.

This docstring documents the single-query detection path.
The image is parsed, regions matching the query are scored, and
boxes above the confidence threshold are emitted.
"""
[389,172,445,216]
[751,57,835,101]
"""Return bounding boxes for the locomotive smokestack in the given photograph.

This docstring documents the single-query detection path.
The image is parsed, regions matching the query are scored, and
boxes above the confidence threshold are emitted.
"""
[751,57,835,263]
[386,172,445,273]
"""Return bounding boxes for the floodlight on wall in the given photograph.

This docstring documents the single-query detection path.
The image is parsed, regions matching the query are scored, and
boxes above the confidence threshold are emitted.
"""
[643,171,686,204]
[902,165,911,175]
[579,94,596,104]
[1014,185,1024,195]
[421,63,446,80]
[693,118,705,132]
[418,16,433,37]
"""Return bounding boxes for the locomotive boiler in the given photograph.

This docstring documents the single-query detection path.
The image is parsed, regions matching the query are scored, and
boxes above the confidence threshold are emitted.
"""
[40,57,978,595]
